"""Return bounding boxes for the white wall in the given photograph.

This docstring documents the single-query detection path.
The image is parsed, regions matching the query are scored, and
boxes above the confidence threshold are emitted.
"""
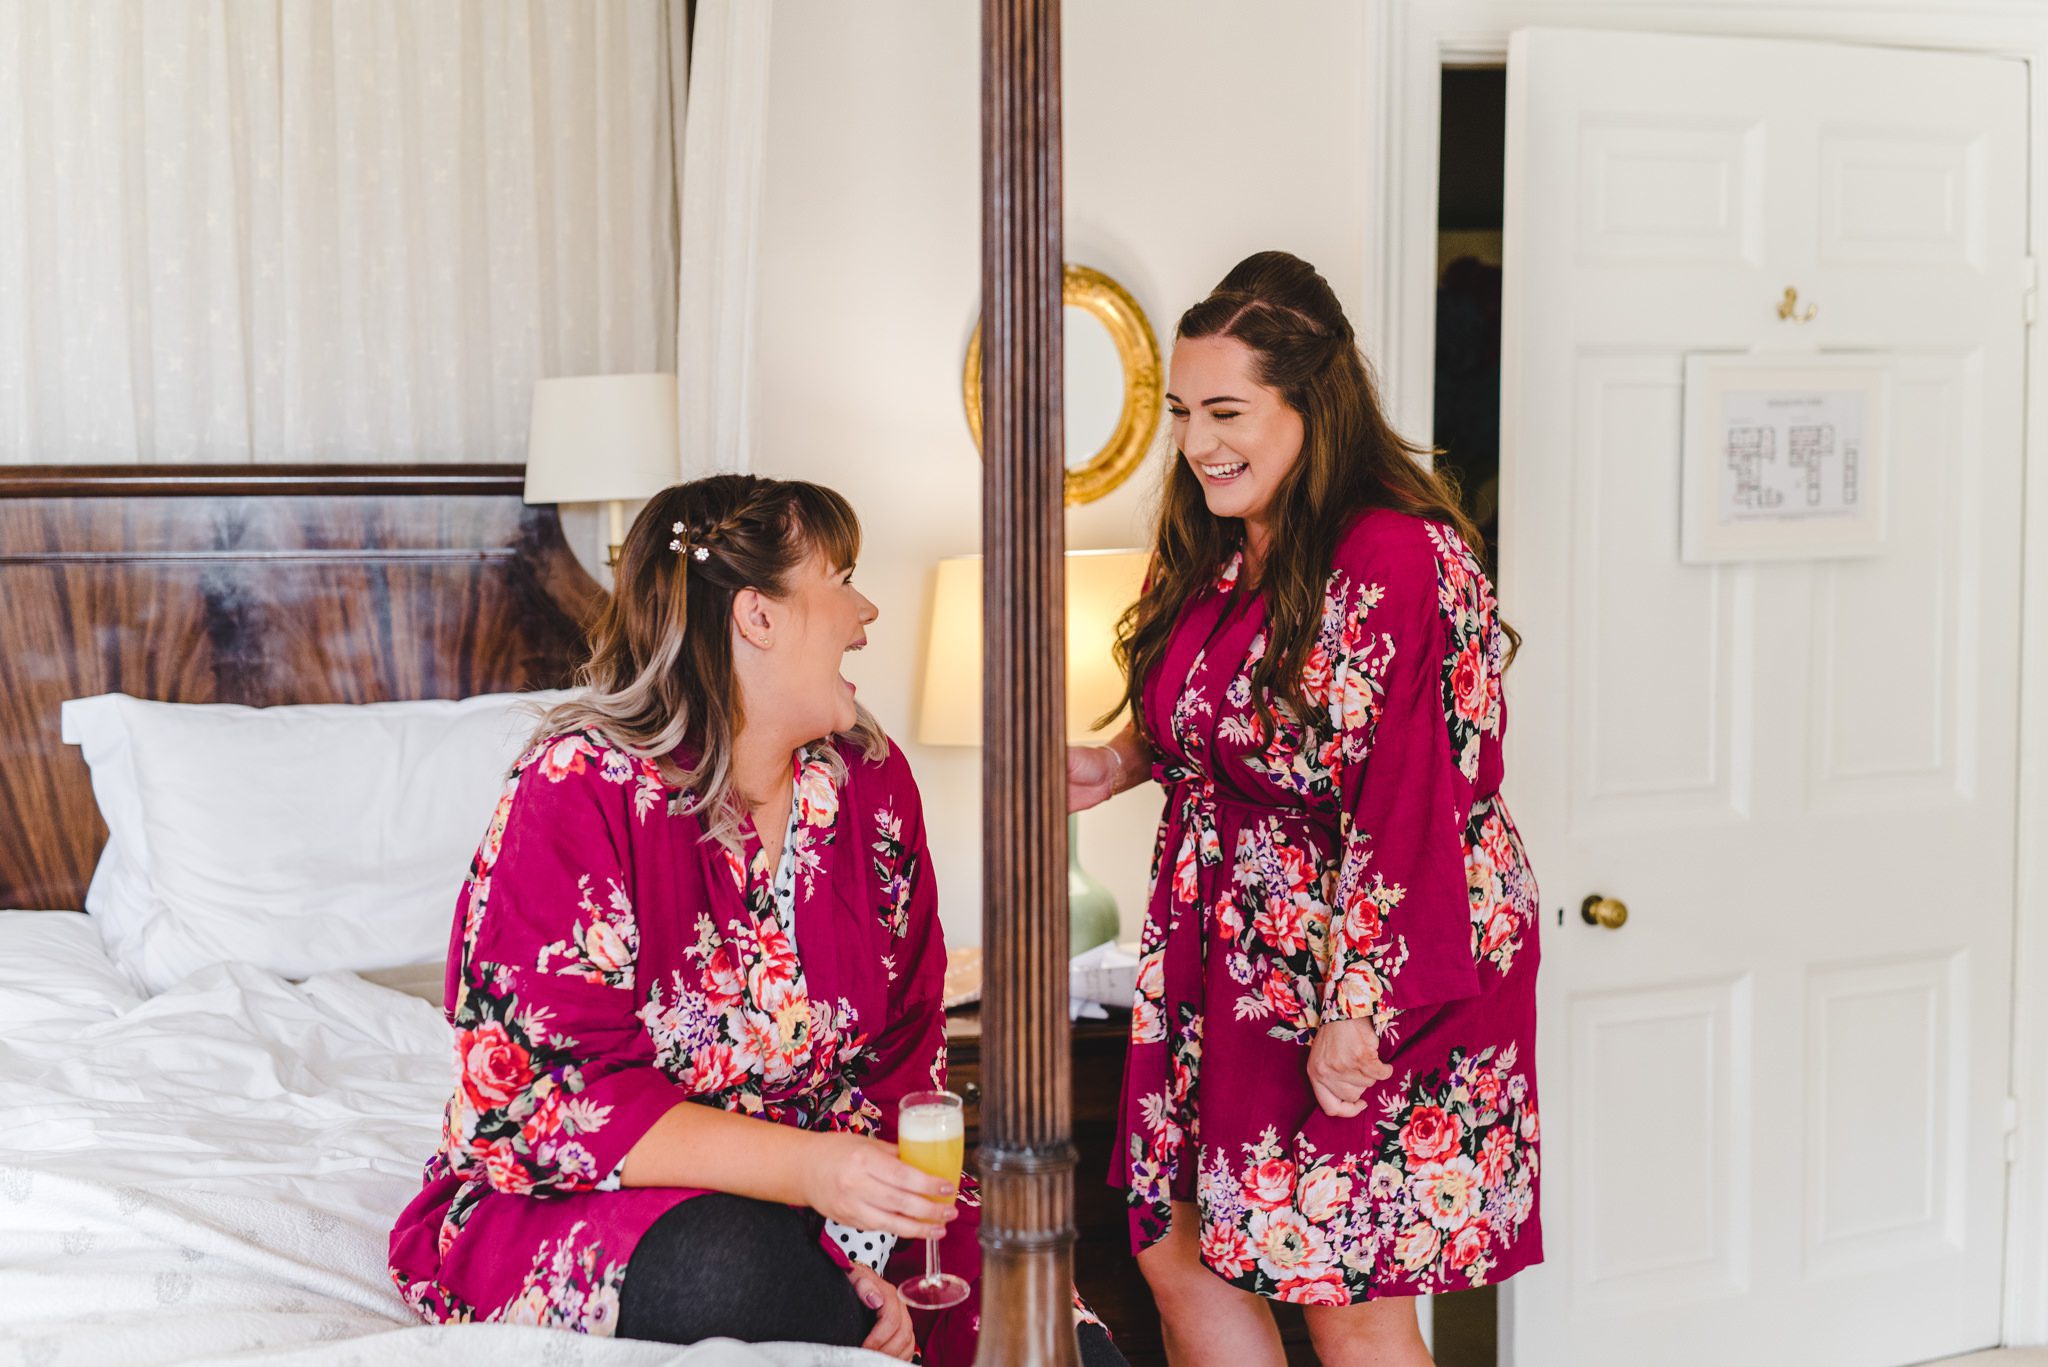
[752,1,1372,945]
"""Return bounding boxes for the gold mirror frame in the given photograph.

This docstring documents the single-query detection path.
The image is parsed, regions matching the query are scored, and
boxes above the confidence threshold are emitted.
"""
[963,263,1163,506]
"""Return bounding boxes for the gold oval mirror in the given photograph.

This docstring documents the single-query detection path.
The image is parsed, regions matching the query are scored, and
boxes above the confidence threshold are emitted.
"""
[963,263,1163,506]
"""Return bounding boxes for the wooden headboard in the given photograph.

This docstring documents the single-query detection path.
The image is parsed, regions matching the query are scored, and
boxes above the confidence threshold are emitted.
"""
[0,465,606,911]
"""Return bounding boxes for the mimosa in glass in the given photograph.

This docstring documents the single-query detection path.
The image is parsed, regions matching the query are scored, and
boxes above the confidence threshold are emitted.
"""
[896,1090,969,1310]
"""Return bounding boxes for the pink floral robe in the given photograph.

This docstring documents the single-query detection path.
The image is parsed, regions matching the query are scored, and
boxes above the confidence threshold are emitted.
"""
[1114,508,1544,1304]
[388,730,985,1362]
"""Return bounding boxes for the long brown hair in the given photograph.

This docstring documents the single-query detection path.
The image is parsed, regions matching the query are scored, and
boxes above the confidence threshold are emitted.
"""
[532,473,886,846]
[1113,250,1513,740]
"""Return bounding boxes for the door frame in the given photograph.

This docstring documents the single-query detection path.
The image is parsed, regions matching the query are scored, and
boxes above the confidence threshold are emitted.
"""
[1359,0,2048,1348]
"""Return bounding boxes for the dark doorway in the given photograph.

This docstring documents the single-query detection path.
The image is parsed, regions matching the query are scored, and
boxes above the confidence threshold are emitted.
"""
[1434,66,1506,580]
[1427,61,1506,1367]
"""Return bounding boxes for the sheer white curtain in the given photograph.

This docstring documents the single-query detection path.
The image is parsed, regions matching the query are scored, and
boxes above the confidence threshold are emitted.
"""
[0,0,685,463]
[677,0,769,477]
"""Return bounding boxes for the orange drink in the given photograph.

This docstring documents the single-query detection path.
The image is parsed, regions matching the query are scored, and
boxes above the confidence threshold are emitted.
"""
[898,1102,965,1189]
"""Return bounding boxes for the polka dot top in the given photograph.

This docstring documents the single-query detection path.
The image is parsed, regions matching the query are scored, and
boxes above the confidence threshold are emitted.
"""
[770,796,900,1273]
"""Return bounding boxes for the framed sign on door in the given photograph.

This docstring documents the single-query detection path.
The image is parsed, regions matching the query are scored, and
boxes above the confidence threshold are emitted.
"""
[1680,352,1891,563]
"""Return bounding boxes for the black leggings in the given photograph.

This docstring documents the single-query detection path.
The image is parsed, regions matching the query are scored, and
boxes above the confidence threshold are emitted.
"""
[617,1193,1127,1364]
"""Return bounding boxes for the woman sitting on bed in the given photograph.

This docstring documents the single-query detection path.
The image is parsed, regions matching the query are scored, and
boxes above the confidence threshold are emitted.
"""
[390,475,1118,1364]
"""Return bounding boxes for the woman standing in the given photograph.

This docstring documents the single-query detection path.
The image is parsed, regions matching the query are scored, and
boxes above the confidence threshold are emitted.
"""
[389,475,1118,1364]
[1070,253,1542,1366]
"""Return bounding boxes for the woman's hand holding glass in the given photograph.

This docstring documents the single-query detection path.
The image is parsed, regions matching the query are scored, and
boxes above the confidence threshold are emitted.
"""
[895,1091,970,1310]
[802,1131,956,1240]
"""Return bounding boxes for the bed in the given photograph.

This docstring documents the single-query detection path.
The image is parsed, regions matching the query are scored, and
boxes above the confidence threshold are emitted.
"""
[0,2,1078,1357]
[0,465,887,1366]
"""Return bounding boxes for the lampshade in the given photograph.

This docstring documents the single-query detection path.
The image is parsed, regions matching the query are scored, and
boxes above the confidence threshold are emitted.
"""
[523,373,680,505]
[918,550,1149,747]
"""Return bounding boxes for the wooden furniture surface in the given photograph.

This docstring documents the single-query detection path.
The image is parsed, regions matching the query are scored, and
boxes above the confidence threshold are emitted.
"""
[946,1008,1320,1367]
[0,464,604,912]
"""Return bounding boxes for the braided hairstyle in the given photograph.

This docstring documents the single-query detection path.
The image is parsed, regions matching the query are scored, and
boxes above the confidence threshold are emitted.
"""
[532,473,886,847]
[1110,250,1512,741]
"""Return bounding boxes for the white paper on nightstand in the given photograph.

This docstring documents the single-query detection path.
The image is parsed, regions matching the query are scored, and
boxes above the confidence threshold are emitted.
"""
[1068,940,1141,1010]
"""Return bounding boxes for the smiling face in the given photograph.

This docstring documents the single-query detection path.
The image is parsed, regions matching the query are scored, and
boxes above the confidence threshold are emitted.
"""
[1167,333,1306,536]
[731,546,878,746]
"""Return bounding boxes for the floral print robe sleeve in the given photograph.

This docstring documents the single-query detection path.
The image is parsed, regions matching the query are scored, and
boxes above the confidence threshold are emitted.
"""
[444,747,687,1198]
[1321,530,1486,1029]
[853,790,948,1126]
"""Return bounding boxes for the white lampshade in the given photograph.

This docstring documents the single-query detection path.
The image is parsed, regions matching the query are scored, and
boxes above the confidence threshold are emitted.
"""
[918,550,1149,747]
[523,373,680,506]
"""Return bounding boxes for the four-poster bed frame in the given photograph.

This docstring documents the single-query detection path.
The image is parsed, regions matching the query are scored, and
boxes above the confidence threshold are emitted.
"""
[975,1,1084,1362]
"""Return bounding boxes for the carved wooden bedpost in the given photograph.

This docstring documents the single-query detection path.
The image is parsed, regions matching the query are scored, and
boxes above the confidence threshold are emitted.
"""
[976,1,1080,1364]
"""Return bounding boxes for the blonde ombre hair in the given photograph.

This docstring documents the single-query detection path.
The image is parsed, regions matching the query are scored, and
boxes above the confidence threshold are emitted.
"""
[532,474,887,848]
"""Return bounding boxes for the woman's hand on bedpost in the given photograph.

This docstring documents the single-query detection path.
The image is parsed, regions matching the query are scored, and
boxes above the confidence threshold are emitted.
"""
[1070,722,1147,812]
[1068,745,1119,812]
[801,1132,957,1242]
[846,1263,916,1359]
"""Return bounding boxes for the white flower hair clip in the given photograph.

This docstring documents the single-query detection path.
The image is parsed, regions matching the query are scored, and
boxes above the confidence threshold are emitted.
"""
[668,521,710,561]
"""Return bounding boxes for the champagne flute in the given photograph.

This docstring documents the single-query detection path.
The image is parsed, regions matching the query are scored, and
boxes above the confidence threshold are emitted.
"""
[896,1090,969,1310]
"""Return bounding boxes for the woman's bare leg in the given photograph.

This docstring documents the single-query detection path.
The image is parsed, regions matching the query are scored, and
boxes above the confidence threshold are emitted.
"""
[1134,1202,1284,1367]
[1301,1293,1434,1367]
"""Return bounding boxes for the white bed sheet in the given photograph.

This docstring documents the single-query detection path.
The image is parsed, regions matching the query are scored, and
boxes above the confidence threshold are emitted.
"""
[0,912,889,1367]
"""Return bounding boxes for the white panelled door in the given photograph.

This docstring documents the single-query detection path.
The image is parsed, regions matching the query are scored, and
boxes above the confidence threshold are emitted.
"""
[1498,29,2026,1367]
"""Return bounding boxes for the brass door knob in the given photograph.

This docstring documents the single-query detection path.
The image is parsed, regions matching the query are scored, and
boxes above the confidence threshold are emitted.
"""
[1580,894,1629,929]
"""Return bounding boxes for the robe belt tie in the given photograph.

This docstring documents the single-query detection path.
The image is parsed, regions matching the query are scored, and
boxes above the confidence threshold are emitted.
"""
[1157,763,1326,822]
[1155,764,1221,874]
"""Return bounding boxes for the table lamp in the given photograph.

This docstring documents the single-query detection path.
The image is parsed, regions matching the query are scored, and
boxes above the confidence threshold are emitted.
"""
[918,549,1149,953]
[523,373,681,567]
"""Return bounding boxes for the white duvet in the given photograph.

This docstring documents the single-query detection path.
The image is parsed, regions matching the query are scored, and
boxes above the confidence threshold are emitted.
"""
[0,913,886,1367]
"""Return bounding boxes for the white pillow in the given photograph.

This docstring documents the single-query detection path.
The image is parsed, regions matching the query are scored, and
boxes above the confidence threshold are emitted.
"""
[61,691,566,993]
[0,910,146,1028]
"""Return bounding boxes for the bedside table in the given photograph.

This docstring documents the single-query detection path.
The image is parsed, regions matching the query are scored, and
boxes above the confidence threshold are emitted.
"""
[942,1007,1318,1366]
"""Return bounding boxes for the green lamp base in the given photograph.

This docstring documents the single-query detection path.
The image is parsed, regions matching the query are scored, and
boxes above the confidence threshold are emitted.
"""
[1068,812,1120,954]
